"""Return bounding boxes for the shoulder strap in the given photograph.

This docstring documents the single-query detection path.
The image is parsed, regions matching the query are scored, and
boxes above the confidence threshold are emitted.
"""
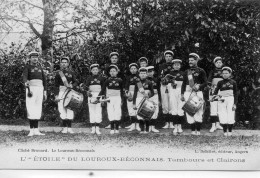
[187,69,195,87]
[59,70,69,87]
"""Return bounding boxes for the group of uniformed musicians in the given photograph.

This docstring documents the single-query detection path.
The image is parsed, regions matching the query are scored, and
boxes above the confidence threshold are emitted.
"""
[23,50,238,137]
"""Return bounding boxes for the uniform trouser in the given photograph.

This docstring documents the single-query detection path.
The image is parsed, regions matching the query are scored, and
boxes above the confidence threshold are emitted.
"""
[210,99,220,123]
[150,94,159,120]
[107,96,122,121]
[127,90,136,117]
[26,85,43,120]
[184,91,204,124]
[58,87,74,120]
[88,92,102,123]
[218,96,235,124]
[160,84,172,114]
[169,87,185,116]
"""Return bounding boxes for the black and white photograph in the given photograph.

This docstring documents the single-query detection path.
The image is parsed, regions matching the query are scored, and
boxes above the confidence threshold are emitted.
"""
[0,0,260,171]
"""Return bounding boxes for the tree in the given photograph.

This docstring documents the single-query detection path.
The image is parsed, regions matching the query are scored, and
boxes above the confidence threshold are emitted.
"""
[0,0,83,55]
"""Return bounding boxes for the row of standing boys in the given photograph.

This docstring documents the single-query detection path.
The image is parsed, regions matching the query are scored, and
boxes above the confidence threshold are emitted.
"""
[23,50,237,137]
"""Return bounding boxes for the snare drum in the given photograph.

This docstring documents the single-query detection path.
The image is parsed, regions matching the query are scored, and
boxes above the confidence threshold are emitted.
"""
[137,98,156,120]
[182,92,204,116]
[63,89,84,110]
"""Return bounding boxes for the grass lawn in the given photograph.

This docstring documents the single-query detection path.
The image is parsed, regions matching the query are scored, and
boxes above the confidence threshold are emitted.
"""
[1,130,260,151]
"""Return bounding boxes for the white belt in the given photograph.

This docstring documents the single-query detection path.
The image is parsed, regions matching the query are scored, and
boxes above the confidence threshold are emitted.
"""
[107,89,121,96]
[219,90,233,97]
[89,85,101,92]
[29,79,43,87]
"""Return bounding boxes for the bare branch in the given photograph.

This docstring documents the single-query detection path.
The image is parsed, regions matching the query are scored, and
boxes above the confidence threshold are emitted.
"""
[0,16,42,38]
[53,30,86,41]
[21,0,44,10]
[28,22,42,38]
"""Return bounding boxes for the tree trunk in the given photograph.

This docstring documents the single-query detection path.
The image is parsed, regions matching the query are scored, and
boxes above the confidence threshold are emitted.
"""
[41,0,55,56]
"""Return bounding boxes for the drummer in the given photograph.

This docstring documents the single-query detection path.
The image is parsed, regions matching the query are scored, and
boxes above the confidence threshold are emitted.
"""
[23,51,47,136]
[212,67,238,136]
[133,67,154,134]
[181,53,207,135]
[168,59,185,135]
[159,50,175,129]
[54,56,78,134]
[208,57,224,132]
[125,63,141,132]
[83,64,106,135]
[147,66,160,133]
[97,65,124,134]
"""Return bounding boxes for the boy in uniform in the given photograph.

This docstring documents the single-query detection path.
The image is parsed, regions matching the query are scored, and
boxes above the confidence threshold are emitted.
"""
[104,52,125,129]
[133,67,154,134]
[208,57,224,132]
[138,57,149,68]
[181,53,207,135]
[83,64,106,135]
[97,65,124,134]
[168,59,185,135]
[54,57,78,134]
[125,63,141,131]
[159,50,175,129]
[212,67,238,136]
[147,66,160,132]
[23,51,47,136]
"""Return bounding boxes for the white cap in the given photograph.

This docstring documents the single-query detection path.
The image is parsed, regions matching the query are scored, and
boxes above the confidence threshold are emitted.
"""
[164,50,174,56]
[139,67,148,72]
[189,53,200,60]
[109,64,119,71]
[129,63,138,69]
[213,56,222,63]
[60,56,70,63]
[222,66,232,73]
[146,66,154,71]
[138,57,148,63]
[28,51,39,57]
[109,52,119,58]
[172,59,182,63]
[90,63,99,70]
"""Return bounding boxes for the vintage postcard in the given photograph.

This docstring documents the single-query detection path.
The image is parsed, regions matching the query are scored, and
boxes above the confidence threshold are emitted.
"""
[0,0,260,171]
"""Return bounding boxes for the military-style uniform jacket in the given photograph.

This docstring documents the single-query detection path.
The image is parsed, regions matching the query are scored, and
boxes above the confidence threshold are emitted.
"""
[133,79,154,105]
[84,75,106,92]
[158,62,174,80]
[147,76,161,101]
[23,64,47,90]
[125,74,140,92]
[98,77,124,98]
[169,70,185,82]
[181,66,207,94]
[54,68,78,95]
[208,68,223,82]
[213,78,238,104]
